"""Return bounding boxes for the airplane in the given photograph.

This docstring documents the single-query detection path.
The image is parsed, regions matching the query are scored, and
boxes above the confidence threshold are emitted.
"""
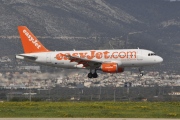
[16,26,163,78]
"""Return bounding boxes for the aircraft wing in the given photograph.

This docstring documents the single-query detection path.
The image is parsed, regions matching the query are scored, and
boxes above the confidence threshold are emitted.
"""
[66,55,102,68]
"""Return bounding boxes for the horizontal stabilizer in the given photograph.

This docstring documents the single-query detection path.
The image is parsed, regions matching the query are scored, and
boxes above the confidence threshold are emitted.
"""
[16,54,38,60]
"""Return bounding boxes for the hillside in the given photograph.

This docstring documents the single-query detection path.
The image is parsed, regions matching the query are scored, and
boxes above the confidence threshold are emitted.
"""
[0,0,179,72]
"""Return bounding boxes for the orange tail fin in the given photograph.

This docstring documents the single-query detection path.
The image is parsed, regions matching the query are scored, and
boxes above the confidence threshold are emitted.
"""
[18,26,50,53]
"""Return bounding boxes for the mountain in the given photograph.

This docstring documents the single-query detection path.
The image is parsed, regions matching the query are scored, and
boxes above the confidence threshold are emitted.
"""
[0,0,179,72]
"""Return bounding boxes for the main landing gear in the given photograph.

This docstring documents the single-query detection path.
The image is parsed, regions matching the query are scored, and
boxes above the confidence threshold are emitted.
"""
[88,69,98,78]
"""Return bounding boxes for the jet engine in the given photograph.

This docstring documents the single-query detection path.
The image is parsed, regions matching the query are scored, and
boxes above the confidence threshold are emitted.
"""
[101,63,124,73]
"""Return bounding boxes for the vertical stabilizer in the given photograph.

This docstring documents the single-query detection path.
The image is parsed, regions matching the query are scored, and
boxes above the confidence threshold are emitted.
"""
[18,26,50,53]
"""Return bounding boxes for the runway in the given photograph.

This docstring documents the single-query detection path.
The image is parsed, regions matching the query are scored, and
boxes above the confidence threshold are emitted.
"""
[0,118,178,120]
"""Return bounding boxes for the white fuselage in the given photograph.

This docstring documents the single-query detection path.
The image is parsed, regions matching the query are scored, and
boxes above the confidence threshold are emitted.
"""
[16,49,163,69]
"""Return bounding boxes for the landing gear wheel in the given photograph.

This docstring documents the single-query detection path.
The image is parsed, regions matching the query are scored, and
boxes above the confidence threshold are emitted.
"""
[88,72,93,78]
[92,72,98,78]
[88,69,98,78]
[139,73,143,77]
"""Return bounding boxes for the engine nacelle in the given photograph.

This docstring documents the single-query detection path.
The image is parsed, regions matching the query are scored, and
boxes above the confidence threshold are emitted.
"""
[101,63,124,73]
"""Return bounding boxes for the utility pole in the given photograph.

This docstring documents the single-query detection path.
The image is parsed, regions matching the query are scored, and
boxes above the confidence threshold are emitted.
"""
[29,79,31,102]
[113,86,116,102]
[29,71,32,102]
[99,85,101,100]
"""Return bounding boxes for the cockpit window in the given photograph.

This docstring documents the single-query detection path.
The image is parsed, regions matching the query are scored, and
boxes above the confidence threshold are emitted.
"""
[148,53,157,56]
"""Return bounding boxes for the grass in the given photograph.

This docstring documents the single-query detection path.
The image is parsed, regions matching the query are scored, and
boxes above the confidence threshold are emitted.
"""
[0,102,179,118]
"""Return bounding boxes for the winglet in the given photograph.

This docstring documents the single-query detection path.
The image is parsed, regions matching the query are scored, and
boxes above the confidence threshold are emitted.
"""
[18,26,50,53]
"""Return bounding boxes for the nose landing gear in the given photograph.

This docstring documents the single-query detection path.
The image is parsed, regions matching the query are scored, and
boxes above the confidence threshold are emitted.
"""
[138,68,144,77]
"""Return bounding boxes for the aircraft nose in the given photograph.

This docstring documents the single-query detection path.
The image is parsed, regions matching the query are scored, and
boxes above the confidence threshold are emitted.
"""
[157,56,163,63]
